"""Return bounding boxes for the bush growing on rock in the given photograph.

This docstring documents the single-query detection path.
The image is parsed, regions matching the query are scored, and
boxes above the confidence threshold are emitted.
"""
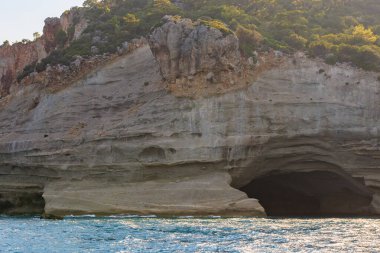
[1,40,10,47]
[17,62,37,82]
[199,18,232,35]
[236,25,262,56]
[55,29,68,48]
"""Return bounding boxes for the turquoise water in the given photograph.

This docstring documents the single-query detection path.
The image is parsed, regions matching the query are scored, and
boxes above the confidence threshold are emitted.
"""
[0,216,379,252]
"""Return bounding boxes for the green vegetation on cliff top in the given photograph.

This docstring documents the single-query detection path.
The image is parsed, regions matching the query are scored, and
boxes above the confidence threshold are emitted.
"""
[25,0,380,73]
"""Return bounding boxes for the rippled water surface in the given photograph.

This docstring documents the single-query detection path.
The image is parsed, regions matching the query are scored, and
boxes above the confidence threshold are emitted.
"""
[1,216,379,252]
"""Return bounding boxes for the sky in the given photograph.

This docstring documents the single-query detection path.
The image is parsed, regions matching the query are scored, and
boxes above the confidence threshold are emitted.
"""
[0,0,84,43]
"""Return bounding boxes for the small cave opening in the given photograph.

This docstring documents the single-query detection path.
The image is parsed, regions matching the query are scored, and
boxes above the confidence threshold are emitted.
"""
[0,191,45,216]
[240,171,374,217]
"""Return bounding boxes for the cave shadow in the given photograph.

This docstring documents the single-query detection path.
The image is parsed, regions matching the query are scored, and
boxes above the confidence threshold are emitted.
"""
[0,191,45,216]
[240,170,374,217]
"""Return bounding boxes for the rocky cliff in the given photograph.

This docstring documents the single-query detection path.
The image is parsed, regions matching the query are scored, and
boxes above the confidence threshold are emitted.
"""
[1,17,380,217]
[0,8,87,98]
[149,16,241,83]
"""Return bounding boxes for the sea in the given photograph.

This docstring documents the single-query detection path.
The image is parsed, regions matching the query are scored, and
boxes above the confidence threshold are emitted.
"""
[0,216,379,252]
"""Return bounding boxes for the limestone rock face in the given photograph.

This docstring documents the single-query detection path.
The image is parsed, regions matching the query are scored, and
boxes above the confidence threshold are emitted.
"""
[1,21,380,217]
[60,8,88,40]
[43,17,63,52]
[149,16,241,83]
[0,45,265,217]
[1,43,380,217]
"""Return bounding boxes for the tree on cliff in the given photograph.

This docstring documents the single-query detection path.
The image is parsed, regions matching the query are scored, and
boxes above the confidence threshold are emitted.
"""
[19,0,380,75]
[33,32,41,41]
[1,40,10,47]
[80,0,380,70]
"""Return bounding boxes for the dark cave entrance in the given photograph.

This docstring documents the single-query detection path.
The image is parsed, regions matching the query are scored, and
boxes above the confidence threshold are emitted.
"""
[240,171,374,217]
[0,191,45,215]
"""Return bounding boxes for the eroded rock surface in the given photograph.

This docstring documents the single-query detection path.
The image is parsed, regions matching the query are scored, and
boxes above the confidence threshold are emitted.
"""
[1,19,380,217]
[0,39,47,97]
[0,45,265,217]
[0,9,87,97]
[149,16,241,84]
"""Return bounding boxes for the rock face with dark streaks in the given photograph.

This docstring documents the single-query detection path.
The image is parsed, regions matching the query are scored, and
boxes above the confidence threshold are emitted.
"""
[0,39,47,97]
[149,16,241,84]
[1,17,380,217]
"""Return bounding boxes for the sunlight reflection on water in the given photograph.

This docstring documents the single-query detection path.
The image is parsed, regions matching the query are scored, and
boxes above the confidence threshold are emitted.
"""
[0,216,379,252]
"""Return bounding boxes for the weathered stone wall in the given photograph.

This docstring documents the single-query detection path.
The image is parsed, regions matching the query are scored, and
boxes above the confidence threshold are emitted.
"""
[149,16,242,84]
[1,18,380,217]
[1,43,380,217]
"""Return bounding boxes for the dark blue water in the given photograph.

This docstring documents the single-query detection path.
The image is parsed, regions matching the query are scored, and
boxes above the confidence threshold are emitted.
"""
[1,216,379,252]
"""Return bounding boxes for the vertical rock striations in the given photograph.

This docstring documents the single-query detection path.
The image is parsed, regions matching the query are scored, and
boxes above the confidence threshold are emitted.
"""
[149,16,242,86]
[0,39,47,96]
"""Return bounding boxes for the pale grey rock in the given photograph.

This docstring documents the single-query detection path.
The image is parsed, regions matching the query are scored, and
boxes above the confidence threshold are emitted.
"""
[206,72,215,82]
[60,7,88,40]
[56,64,69,73]
[70,58,82,70]
[274,50,284,58]
[91,46,99,55]
[248,57,255,66]
[1,19,380,217]
[117,42,130,55]
[29,72,38,78]
[0,44,380,217]
[92,36,102,44]
[46,64,53,72]
[0,46,266,217]
[149,16,241,83]
[122,42,129,51]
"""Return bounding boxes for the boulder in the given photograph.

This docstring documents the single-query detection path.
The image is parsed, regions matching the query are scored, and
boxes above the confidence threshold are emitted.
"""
[149,16,241,83]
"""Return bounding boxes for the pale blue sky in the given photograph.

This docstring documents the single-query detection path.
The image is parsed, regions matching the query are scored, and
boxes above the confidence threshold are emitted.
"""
[1,0,84,43]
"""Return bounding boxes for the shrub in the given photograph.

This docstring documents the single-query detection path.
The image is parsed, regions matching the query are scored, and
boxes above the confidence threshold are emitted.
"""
[67,25,76,40]
[23,0,380,73]
[1,40,10,47]
[55,29,68,48]
[199,18,232,35]
[236,25,262,56]
[263,36,290,52]
[123,13,140,25]
[325,54,338,65]
[284,33,307,50]
[309,41,334,57]
[35,50,72,73]
[17,62,37,82]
